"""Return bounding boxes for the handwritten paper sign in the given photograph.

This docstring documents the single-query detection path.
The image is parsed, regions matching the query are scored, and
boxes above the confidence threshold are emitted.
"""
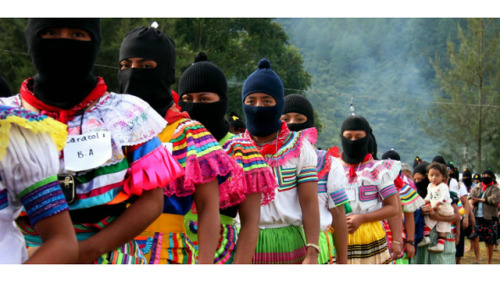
[63,131,112,172]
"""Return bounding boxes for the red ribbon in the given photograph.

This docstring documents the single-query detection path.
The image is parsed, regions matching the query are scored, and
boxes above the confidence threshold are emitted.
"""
[341,153,373,179]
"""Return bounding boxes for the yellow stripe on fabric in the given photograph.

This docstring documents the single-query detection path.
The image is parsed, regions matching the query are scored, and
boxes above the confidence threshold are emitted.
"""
[144,213,186,234]
[158,119,183,143]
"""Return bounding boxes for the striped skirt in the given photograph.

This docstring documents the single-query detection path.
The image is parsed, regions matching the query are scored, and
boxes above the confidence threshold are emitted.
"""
[252,225,306,264]
[17,215,147,264]
[412,227,456,264]
[135,213,196,264]
[318,226,335,264]
[213,215,239,264]
[347,221,391,264]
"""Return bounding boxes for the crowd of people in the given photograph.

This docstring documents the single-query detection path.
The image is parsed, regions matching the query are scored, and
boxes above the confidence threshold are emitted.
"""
[1,18,499,265]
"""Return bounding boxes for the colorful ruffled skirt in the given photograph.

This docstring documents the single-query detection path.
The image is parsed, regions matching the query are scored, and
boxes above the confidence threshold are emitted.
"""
[347,221,391,264]
[252,225,306,264]
[318,226,335,264]
[135,213,196,264]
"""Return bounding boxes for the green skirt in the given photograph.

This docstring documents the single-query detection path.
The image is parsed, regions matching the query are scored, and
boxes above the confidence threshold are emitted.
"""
[252,225,306,264]
[412,228,456,264]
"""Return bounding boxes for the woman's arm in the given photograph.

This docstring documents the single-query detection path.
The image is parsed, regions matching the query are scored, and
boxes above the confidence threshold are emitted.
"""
[330,205,348,264]
[26,211,78,264]
[346,194,400,233]
[428,203,461,223]
[193,179,220,264]
[76,187,164,263]
[461,195,470,229]
[233,193,261,264]
[298,181,320,264]
[403,212,415,259]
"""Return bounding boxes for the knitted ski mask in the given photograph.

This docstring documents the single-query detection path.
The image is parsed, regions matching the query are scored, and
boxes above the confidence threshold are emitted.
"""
[282,94,314,132]
[25,18,101,109]
[413,161,430,198]
[381,149,401,161]
[462,169,472,188]
[242,58,284,137]
[340,115,372,164]
[481,169,495,185]
[178,52,229,141]
[118,26,176,117]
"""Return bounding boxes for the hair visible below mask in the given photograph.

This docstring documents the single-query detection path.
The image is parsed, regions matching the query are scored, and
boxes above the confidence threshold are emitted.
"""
[25,18,101,109]
[367,132,378,160]
[117,26,176,117]
[178,52,229,140]
[340,115,372,164]
[242,58,284,137]
[283,94,314,131]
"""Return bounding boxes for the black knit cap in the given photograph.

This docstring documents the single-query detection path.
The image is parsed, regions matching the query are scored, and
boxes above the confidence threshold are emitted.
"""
[340,115,372,134]
[413,161,430,176]
[473,173,481,180]
[432,155,446,165]
[119,26,176,85]
[462,168,472,178]
[283,94,314,128]
[178,52,227,99]
[482,169,495,179]
[381,149,400,161]
[25,18,101,54]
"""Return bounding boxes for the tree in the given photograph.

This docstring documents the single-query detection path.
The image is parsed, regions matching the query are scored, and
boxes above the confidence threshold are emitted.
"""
[428,18,500,172]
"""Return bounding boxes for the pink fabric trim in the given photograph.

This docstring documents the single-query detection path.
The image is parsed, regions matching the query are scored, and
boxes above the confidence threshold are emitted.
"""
[266,128,318,168]
[164,149,246,209]
[124,147,184,196]
[223,166,277,207]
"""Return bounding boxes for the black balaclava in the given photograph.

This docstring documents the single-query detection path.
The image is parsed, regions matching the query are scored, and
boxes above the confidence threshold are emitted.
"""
[413,161,430,198]
[117,26,176,117]
[242,58,284,137]
[481,169,495,185]
[462,169,472,189]
[282,94,314,132]
[178,52,229,141]
[340,115,372,164]
[25,18,101,109]
[432,155,446,165]
[0,75,12,97]
[381,149,401,161]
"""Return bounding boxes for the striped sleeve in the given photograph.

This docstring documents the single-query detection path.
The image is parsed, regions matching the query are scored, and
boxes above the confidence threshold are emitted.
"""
[297,167,318,184]
[18,175,69,226]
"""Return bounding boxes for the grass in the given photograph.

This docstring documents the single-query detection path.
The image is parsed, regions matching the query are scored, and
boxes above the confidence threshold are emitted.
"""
[459,238,500,264]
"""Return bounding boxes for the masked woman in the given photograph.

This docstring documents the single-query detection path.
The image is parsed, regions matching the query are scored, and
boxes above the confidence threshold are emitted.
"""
[118,26,246,264]
[241,59,320,264]
[1,19,183,264]
[338,115,403,264]
[281,93,348,264]
[177,52,276,264]
[468,169,500,264]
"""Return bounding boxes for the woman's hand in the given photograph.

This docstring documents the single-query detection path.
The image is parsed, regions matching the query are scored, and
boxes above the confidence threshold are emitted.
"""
[346,214,364,234]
